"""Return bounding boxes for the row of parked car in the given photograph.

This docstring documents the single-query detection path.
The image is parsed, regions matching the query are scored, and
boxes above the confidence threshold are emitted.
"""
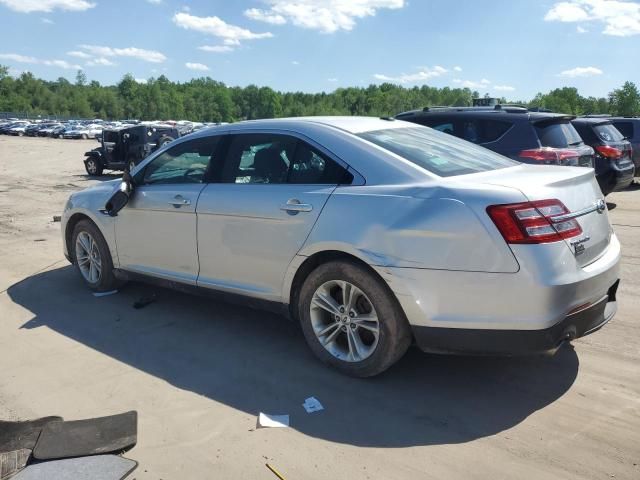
[396,106,639,195]
[0,118,212,141]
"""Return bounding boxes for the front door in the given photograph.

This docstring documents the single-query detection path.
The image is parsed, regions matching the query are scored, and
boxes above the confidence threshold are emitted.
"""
[196,132,352,300]
[115,135,220,284]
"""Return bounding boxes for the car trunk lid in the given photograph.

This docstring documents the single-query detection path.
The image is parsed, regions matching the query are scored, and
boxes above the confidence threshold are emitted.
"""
[474,165,612,267]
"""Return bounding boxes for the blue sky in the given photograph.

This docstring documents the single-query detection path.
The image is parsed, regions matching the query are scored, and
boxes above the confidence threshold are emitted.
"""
[0,0,639,99]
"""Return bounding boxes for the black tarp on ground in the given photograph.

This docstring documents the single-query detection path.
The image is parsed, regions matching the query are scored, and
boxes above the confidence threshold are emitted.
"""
[33,411,137,460]
[0,417,62,453]
[12,455,138,480]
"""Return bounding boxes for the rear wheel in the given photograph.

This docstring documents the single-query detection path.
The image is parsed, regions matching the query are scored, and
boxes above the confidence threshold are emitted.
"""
[82,133,88,140]
[157,135,175,149]
[298,261,412,377]
[72,220,120,292]
[85,157,103,176]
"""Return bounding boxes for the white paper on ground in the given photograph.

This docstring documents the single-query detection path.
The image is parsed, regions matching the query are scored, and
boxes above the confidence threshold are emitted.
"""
[302,396,324,413]
[93,290,118,297]
[258,413,290,428]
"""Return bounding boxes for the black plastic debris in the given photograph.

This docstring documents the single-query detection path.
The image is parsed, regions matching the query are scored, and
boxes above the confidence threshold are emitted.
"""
[133,293,157,309]
[33,411,137,460]
[12,455,137,480]
[0,449,30,480]
[0,417,63,453]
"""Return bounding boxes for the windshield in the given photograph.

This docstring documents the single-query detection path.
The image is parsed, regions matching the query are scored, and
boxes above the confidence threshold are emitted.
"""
[358,126,517,177]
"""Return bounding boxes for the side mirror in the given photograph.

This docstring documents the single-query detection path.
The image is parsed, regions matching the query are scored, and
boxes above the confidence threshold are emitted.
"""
[105,175,133,217]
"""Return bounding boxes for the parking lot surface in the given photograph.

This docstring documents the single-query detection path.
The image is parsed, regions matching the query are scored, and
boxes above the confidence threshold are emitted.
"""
[1,135,638,479]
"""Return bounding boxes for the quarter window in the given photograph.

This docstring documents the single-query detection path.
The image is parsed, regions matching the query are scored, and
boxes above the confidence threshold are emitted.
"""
[612,121,634,139]
[142,136,219,185]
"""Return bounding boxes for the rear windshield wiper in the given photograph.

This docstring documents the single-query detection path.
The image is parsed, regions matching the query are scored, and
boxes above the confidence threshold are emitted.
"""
[568,141,583,146]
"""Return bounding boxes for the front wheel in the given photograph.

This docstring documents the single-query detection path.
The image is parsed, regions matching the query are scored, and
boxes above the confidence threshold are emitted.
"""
[298,261,412,377]
[71,220,120,292]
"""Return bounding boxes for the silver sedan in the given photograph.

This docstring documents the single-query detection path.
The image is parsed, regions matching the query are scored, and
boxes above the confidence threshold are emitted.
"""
[61,117,620,377]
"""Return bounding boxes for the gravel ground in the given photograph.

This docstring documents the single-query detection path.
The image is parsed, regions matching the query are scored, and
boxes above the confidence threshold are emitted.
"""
[0,135,638,480]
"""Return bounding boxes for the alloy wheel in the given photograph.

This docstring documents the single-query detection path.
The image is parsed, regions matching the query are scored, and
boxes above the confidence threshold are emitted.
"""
[75,231,102,284]
[310,280,380,362]
[86,159,97,174]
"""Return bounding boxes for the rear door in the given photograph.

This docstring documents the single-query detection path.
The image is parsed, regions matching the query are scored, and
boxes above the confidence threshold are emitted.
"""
[196,132,352,300]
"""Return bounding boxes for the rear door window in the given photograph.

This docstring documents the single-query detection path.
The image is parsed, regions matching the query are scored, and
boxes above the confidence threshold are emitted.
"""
[461,119,512,144]
[535,121,583,148]
[611,121,634,139]
[595,123,625,142]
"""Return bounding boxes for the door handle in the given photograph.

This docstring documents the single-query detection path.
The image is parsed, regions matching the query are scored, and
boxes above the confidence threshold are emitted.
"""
[280,198,313,214]
[169,195,191,207]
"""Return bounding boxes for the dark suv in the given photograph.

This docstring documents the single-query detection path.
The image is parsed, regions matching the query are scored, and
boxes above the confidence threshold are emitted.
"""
[396,106,595,168]
[607,117,640,176]
[572,118,635,195]
[84,124,179,176]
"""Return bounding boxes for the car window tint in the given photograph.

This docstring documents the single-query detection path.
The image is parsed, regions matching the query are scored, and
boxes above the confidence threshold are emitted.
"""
[612,121,633,139]
[430,122,455,135]
[143,136,218,185]
[289,141,353,184]
[595,123,625,142]
[535,122,582,147]
[226,134,297,184]
[359,126,517,177]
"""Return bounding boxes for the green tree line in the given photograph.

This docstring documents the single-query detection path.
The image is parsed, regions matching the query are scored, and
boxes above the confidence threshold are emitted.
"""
[1,65,638,121]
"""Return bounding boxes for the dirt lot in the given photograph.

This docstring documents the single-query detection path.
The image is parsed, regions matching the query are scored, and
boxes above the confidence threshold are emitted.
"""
[0,135,638,480]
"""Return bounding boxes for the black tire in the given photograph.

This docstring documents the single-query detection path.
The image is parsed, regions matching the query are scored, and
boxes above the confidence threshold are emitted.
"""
[298,260,412,377]
[157,135,175,149]
[127,156,137,172]
[85,157,103,176]
[71,220,120,292]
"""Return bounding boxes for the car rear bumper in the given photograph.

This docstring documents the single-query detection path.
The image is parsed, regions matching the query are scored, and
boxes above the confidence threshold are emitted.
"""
[412,281,618,355]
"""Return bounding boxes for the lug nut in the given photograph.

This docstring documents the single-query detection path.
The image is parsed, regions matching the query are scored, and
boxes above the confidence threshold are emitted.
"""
[349,312,354,318]
[339,307,345,313]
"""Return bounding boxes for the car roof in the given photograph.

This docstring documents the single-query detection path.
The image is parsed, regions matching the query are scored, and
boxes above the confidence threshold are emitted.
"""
[212,116,407,135]
[396,107,575,123]
[572,117,612,125]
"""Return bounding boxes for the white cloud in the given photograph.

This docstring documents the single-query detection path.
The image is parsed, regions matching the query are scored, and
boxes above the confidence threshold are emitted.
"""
[494,85,516,92]
[0,0,95,13]
[373,65,447,84]
[67,50,91,58]
[186,62,209,71]
[146,0,162,3]
[78,45,167,63]
[453,78,491,89]
[577,25,588,32]
[198,45,234,53]
[244,8,286,25]
[545,0,640,37]
[0,53,38,63]
[41,17,54,23]
[0,54,81,70]
[243,0,405,33]
[86,57,116,66]
[453,65,462,72]
[173,12,273,49]
[558,66,603,77]
[328,77,338,82]
[135,78,147,84]
[291,60,300,65]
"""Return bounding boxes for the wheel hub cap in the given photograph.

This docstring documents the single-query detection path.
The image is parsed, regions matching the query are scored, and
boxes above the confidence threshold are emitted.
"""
[75,231,102,284]
[310,280,380,363]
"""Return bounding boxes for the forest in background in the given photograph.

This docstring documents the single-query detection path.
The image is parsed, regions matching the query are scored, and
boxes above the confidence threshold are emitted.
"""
[1,65,638,122]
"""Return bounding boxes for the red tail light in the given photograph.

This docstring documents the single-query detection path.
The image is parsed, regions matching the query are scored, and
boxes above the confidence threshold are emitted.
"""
[519,148,580,166]
[595,145,623,158]
[487,199,583,244]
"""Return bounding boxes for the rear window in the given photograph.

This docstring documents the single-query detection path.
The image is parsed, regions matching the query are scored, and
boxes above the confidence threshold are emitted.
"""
[535,122,583,148]
[358,127,517,177]
[612,121,633,139]
[595,123,625,142]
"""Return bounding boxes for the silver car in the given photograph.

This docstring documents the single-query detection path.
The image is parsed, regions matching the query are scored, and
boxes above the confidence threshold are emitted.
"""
[62,117,620,377]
